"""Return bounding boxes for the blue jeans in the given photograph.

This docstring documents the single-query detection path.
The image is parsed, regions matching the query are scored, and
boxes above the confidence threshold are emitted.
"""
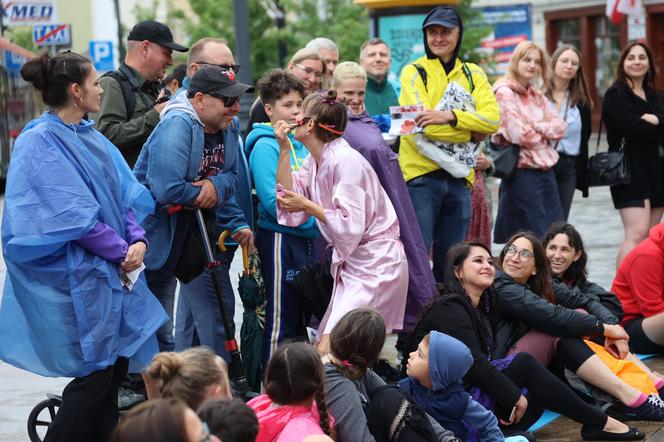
[407,171,471,282]
[174,246,237,362]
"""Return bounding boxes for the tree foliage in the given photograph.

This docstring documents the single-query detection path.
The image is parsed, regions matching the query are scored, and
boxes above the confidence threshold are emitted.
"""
[172,0,368,82]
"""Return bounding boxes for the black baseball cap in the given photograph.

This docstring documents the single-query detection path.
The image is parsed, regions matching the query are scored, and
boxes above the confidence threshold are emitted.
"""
[423,7,460,29]
[128,20,189,52]
[188,66,255,98]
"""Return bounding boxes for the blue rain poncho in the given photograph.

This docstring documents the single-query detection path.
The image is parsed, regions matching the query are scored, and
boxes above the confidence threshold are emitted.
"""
[0,112,168,378]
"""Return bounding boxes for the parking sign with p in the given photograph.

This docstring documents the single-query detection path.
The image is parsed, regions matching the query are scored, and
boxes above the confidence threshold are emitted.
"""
[89,41,115,72]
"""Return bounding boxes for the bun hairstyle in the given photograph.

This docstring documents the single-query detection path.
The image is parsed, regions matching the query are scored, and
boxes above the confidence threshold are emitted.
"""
[147,347,230,410]
[264,342,334,439]
[302,89,347,142]
[21,51,92,108]
[329,308,386,380]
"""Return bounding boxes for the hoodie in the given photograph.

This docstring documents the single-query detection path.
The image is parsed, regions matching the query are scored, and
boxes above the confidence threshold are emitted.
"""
[246,123,318,238]
[399,331,503,441]
[134,91,239,270]
[491,77,565,170]
[423,7,464,72]
[398,8,500,182]
[613,222,664,323]
[248,394,327,442]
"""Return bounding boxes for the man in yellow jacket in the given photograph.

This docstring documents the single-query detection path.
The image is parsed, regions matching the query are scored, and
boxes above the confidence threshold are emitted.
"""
[399,6,500,281]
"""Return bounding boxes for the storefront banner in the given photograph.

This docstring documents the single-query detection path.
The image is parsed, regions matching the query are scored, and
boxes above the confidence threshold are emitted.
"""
[1,1,57,26]
[476,4,532,76]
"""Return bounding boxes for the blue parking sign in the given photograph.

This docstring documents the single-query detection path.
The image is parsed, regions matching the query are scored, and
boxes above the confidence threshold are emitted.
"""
[89,41,115,72]
[5,52,26,75]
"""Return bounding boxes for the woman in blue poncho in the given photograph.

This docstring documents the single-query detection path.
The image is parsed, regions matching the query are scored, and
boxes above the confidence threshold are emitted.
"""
[0,51,168,441]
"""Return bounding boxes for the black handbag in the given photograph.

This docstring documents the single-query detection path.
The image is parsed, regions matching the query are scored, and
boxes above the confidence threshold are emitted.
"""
[174,209,217,283]
[490,142,520,180]
[292,261,333,323]
[587,112,630,187]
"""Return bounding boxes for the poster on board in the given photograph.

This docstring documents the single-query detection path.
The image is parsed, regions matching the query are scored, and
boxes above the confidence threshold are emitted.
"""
[377,5,532,82]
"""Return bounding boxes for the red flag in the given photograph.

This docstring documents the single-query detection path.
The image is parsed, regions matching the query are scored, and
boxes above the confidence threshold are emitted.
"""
[606,0,623,24]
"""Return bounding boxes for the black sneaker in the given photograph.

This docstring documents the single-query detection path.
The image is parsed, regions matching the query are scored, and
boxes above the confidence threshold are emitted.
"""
[614,394,664,421]
[502,429,535,441]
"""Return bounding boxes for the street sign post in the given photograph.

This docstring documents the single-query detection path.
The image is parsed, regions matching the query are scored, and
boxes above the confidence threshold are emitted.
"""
[89,41,115,72]
[33,23,71,47]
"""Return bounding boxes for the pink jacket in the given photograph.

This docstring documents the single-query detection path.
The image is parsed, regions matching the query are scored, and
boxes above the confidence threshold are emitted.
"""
[248,394,332,442]
[491,78,566,170]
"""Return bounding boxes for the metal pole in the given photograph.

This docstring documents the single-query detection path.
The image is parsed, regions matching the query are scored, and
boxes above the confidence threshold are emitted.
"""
[113,0,125,63]
[233,0,253,133]
[275,0,287,67]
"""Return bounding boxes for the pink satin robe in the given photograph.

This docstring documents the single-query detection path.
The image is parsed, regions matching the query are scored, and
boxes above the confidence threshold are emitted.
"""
[277,137,408,333]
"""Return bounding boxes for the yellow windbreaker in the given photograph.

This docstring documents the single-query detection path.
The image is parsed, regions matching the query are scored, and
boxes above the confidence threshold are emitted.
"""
[398,56,500,183]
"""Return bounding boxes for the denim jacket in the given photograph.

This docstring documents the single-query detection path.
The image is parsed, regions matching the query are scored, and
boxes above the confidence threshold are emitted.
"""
[134,92,239,270]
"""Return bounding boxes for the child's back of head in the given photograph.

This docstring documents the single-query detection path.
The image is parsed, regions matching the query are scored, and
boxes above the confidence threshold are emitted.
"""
[261,342,334,439]
[329,308,386,380]
[198,399,258,442]
[146,346,231,410]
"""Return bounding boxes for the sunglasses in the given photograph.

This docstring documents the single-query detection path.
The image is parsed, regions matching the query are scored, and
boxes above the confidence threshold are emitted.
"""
[290,116,313,129]
[210,95,240,108]
[196,61,241,73]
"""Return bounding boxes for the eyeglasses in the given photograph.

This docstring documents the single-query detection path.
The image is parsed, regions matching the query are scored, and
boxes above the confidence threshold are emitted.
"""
[198,422,213,442]
[196,61,240,73]
[294,63,323,80]
[505,245,534,262]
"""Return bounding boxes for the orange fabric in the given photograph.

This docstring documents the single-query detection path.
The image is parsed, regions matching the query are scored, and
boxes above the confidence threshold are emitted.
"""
[584,340,657,394]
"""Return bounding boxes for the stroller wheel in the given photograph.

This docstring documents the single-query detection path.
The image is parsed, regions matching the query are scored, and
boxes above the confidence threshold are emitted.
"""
[27,396,61,442]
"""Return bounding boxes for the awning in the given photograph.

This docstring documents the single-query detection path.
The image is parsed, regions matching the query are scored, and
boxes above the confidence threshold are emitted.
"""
[0,37,37,60]
[354,0,459,9]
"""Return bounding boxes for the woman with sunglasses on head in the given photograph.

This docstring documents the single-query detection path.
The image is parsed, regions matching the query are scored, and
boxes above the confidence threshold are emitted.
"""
[603,42,664,267]
[492,41,566,243]
[247,48,325,134]
[492,233,664,421]
[275,90,408,355]
[407,242,644,440]
[545,45,594,220]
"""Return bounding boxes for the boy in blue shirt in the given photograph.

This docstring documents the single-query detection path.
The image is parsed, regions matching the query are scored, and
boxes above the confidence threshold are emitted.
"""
[400,331,504,441]
[246,69,319,365]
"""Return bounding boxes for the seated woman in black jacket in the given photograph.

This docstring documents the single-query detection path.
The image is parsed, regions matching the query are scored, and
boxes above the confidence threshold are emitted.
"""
[408,242,643,441]
[493,232,664,421]
[543,222,664,389]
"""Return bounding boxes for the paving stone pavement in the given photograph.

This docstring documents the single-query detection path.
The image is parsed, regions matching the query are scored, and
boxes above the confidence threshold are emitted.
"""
[0,182,661,441]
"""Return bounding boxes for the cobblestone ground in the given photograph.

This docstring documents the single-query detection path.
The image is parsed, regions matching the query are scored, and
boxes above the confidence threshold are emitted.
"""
[0,183,662,441]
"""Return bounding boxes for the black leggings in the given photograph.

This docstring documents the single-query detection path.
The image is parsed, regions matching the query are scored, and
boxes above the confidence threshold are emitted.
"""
[44,357,128,442]
[497,352,607,431]
[556,337,596,372]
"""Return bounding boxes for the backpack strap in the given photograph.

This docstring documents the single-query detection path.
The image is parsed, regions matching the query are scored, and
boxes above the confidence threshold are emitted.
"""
[461,62,475,93]
[412,62,475,94]
[100,70,137,121]
[412,63,428,92]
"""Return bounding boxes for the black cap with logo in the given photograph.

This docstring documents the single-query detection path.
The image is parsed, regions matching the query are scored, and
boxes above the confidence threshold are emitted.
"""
[128,20,189,52]
[188,66,255,98]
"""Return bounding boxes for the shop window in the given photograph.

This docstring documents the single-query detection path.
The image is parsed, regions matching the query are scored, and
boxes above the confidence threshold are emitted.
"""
[595,16,622,96]
[554,19,581,49]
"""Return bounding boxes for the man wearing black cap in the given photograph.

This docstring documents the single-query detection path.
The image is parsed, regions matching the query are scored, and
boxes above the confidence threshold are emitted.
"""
[134,66,254,354]
[90,20,189,167]
[398,6,500,282]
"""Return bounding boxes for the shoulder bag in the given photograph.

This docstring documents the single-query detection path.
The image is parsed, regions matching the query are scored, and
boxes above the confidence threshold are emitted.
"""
[587,109,630,187]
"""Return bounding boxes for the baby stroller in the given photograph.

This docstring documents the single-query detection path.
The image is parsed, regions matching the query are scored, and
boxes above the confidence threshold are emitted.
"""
[27,206,250,441]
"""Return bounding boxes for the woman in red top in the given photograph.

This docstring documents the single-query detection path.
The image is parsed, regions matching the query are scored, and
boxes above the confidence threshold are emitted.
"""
[612,222,664,355]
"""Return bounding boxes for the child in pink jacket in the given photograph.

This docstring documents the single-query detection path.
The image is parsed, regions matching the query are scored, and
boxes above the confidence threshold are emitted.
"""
[248,342,334,442]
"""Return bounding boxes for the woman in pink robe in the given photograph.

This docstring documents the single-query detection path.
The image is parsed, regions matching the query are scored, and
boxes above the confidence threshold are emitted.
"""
[275,90,408,353]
